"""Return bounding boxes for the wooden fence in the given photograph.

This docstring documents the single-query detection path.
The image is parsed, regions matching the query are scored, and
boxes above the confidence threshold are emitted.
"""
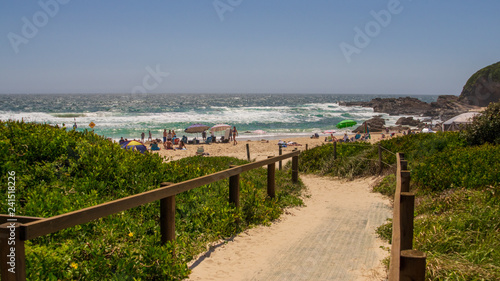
[388,153,426,281]
[0,150,300,281]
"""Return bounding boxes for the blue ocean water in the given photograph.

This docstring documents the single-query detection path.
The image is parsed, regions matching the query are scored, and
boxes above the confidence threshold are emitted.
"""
[0,93,439,140]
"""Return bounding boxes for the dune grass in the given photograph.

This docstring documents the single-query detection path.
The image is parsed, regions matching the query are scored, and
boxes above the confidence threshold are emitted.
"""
[0,121,305,280]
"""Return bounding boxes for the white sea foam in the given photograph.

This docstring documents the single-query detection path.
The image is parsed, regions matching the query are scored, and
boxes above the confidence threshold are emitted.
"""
[0,94,437,140]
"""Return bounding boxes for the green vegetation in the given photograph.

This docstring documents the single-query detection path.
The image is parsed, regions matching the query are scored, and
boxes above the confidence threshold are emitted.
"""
[463,101,500,145]
[0,121,305,280]
[462,61,500,94]
[297,142,379,179]
[299,105,500,279]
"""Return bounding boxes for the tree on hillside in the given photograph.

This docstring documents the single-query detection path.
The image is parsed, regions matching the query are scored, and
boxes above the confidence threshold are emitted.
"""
[464,101,500,145]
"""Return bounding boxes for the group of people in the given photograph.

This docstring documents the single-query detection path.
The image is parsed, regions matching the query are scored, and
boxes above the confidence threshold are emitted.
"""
[202,126,239,145]
[133,126,239,152]
[325,132,370,143]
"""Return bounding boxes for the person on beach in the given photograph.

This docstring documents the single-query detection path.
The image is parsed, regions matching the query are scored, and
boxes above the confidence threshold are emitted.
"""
[176,140,186,150]
[141,132,145,142]
[163,139,174,150]
[232,126,238,145]
[167,130,172,141]
[331,134,338,142]
[343,133,349,142]
[163,129,167,143]
[202,130,207,141]
[119,137,125,144]
[148,131,152,142]
[172,130,176,138]
[229,127,233,141]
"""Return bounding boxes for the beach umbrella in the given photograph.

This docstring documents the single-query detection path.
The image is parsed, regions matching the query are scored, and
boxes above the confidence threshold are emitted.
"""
[121,140,147,154]
[336,119,357,129]
[210,124,231,133]
[184,123,209,134]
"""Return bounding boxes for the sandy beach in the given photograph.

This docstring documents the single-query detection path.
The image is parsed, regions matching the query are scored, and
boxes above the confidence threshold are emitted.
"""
[149,133,390,162]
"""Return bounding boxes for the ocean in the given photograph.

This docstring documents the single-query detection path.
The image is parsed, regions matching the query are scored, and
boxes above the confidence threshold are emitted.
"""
[0,93,439,141]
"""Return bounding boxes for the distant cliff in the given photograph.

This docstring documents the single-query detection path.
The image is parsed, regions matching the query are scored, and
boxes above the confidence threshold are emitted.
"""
[459,61,500,107]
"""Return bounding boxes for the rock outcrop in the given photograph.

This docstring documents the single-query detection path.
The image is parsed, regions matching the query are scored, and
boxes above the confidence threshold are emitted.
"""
[395,117,423,127]
[339,62,500,119]
[341,97,432,116]
[341,95,480,119]
[459,61,500,107]
[352,116,385,132]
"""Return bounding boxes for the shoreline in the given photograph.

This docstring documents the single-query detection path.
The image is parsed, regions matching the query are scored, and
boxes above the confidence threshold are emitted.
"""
[148,132,398,162]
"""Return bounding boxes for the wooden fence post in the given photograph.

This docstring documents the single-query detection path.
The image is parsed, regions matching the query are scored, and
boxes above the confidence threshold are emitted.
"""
[292,152,299,184]
[306,144,308,151]
[378,144,382,174]
[400,170,410,193]
[229,165,240,208]
[279,144,282,170]
[400,250,426,281]
[246,144,251,162]
[0,222,26,281]
[400,192,415,251]
[267,156,276,198]
[389,153,426,281]
[159,183,175,245]
[333,141,337,160]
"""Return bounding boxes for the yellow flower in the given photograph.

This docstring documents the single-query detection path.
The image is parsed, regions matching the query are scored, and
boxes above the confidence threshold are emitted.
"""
[70,262,78,269]
[128,232,133,237]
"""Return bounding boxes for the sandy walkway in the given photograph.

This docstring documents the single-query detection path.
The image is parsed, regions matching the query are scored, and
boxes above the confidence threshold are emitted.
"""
[186,174,391,281]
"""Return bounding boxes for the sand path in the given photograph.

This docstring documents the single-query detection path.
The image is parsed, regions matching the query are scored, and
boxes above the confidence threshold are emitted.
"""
[186,174,391,281]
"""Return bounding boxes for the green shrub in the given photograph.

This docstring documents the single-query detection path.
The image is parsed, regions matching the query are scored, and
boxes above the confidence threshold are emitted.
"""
[377,132,466,165]
[463,101,500,145]
[414,188,500,280]
[0,121,305,280]
[373,174,396,197]
[412,144,500,192]
[298,143,378,179]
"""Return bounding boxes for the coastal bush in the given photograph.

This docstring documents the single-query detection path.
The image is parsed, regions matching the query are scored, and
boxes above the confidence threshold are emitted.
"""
[372,174,396,197]
[463,101,500,145]
[297,142,377,179]
[370,129,500,279]
[0,121,305,280]
[377,186,500,280]
[376,132,466,165]
[412,143,500,192]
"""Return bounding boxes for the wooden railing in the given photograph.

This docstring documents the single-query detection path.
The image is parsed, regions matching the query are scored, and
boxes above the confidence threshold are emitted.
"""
[388,153,426,281]
[0,150,300,281]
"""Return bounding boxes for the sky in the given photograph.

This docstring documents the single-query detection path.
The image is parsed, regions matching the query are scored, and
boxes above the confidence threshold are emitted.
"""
[0,0,499,95]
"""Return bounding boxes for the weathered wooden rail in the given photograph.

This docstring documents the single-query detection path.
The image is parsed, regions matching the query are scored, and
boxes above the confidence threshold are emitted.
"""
[388,153,426,281]
[0,150,300,281]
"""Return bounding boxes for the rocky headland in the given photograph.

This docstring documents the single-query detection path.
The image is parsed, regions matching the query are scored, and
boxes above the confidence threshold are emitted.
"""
[345,61,500,132]
[343,61,500,129]
[340,95,479,121]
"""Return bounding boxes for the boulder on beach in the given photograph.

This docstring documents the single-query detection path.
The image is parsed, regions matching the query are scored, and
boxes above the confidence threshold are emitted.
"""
[395,117,423,127]
[352,116,385,133]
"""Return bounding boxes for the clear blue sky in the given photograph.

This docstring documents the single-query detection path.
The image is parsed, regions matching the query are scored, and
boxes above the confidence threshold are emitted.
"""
[1,0,499,95]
